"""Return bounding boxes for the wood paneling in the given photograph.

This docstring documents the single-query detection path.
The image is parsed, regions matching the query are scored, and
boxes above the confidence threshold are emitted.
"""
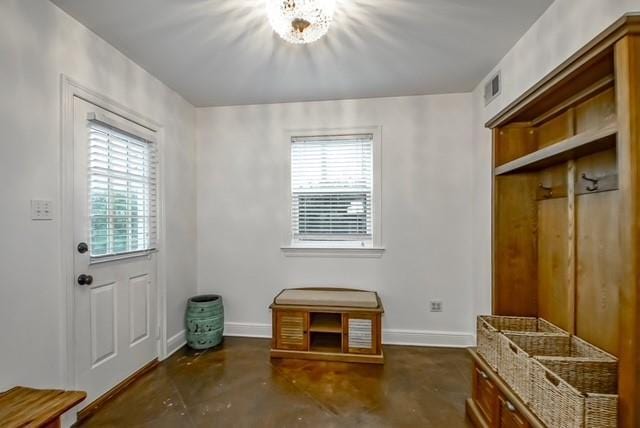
[532,76,614,126]
[537,163,572,333]
[494,174,538,316]
[491,52,614,126]
[536,110,574,149]
[615,34,640,428]
[575,148,618,195]
[575,87,617,133]
[573,110,622,357]
[537,197,570,331]
[537,163,568,200]
[495,125,536,166]
[566,160,577,334]
[494,125,616,175]
[575,190,621,355]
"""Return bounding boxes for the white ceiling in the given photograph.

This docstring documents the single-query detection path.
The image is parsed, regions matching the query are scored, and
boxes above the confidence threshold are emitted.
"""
[51,0,553,107]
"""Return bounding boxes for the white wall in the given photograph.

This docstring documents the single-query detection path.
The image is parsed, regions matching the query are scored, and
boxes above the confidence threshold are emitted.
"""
[471,0,640,317]
[471,88,493,319]
[5,0,635,395]
[480,0,640,123]
[196,94,476,346]
[0,0,197,391]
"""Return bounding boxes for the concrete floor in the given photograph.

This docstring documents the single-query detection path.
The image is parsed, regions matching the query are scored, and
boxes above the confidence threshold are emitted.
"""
[78,337,473,427]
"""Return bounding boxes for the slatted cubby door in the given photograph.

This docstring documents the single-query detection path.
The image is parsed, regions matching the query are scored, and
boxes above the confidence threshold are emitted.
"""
[344,313,378,354]
[275,310,308,351]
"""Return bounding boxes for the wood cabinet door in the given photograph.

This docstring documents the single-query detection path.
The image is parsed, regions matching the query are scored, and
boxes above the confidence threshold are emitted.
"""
[498,394,530,428]
[275,310,308,351]
[343,313,379,354]
[473,364,499,427]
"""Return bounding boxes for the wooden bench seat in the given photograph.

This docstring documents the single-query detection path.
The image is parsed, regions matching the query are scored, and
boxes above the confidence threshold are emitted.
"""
[274,288,378,308]
[270,288,384,364]
[0,387,86,428]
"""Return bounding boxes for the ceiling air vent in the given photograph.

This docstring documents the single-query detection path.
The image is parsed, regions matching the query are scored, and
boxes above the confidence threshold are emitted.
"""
[484,71,501,106]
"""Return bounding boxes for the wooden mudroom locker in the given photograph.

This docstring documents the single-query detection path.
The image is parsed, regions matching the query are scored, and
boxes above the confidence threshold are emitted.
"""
[466,15,640,428]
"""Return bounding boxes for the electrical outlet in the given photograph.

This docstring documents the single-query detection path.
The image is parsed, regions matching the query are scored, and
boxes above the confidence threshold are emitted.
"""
[430,300,443,312]
[31,200,53,220]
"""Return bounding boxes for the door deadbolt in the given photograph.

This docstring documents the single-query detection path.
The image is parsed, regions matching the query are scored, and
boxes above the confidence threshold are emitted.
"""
[77,242,89,254]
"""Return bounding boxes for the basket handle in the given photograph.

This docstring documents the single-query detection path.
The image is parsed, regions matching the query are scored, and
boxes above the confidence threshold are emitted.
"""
[509,343,518,354]
[545,371,560,388]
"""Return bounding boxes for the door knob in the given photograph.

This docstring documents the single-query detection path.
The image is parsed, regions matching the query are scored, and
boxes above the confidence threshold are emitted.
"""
[77,242,89,254]
[77,274,93,286]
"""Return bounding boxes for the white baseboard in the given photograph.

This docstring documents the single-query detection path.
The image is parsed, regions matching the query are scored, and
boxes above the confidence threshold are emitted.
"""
[224,322,272,338]
[223,322,473,348]
[166,329,186,357]
[382,329,475,348]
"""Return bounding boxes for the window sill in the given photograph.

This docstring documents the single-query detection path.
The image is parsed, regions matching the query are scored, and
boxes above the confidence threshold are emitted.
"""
[90,249,156,265]
[280,246,386,258]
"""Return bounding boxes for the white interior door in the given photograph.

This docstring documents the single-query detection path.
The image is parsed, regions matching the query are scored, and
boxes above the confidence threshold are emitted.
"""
[73,96,158,406]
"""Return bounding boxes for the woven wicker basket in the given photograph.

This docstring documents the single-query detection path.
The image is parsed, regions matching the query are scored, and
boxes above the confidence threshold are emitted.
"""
[477,316,566,370]
[530,356,618,428]
[499,331,570,402]
[499,333,613,406]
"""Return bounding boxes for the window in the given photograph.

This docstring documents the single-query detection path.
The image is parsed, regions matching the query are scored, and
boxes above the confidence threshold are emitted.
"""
[290,133,376,247]
[88,119,157,258]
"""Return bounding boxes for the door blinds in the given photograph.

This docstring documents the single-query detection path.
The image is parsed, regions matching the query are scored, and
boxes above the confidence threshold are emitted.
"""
[88,119,157,258]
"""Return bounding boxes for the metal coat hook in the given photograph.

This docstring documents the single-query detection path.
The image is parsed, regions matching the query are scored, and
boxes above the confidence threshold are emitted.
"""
[539,183,553,198]
[581,173,599,191]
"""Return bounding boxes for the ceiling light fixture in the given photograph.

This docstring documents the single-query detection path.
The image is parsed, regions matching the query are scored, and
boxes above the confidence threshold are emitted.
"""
[266,0,336,44]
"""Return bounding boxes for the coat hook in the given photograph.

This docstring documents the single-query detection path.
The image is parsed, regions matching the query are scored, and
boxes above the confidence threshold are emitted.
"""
[581,173,599,191]
[538,183,553,198]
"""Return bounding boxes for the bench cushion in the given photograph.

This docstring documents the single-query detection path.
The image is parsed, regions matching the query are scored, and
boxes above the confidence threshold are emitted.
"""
[275,289,378,308]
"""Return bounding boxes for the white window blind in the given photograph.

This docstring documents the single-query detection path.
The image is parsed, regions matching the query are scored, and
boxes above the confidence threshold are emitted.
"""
[291,134,373,242]
[88,120,157,258]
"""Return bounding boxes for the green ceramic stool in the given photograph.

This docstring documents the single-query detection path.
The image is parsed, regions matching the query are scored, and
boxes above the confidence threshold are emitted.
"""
[186,294,224,350]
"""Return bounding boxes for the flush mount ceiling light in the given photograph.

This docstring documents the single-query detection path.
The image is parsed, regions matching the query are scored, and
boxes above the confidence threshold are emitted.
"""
[266,0,336,44]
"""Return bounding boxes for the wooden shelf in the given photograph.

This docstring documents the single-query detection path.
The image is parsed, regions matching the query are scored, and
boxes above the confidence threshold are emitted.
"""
[309,313,342,333]
[310,332,342,353]
[468,349,546,428]
[494,123,617,175]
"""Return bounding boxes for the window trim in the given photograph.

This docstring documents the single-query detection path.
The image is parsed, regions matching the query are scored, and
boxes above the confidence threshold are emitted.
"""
[87,112,156,143]
[282,126,383,256]
[89,249,156,265]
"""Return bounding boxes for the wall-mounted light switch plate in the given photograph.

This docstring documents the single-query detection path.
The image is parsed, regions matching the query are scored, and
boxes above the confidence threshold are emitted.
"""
[31,200,53,220]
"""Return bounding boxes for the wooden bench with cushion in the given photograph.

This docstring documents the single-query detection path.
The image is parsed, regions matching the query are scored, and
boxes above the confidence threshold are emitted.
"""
[0,387,86,428]
[270,287,384,364]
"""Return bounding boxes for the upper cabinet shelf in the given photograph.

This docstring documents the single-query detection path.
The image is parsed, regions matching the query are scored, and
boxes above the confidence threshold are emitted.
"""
[494,123,617,175]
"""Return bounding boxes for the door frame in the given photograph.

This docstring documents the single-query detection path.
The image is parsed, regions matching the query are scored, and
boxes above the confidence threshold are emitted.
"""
[60,75,168,391]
